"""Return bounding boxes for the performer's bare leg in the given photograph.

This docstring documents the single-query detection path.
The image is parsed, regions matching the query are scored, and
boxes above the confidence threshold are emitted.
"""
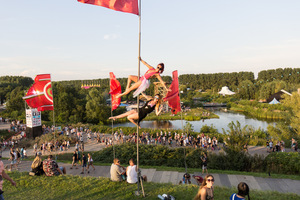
[116,81,141,99]
[109,110,136,120]
[126,75,139,91]
[127,113,141,128]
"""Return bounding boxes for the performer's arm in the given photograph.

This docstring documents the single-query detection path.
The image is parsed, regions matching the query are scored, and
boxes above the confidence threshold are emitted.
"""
[140,58,153,70]
[155,105,163,116]
[141,93,153,101]
[156,75,171,92]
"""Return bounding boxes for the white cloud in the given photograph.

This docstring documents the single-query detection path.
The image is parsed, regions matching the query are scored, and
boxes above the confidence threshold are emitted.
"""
[103,34,120,40]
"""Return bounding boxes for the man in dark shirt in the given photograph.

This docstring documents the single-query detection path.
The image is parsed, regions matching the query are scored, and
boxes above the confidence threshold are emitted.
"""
[80,153,87,174]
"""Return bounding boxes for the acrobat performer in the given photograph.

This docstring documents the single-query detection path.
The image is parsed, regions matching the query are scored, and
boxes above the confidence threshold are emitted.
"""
[116,58,170,99]
[109,93,163,128]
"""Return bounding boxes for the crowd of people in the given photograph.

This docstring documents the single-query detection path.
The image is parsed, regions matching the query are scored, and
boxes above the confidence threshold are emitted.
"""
[266,138,298,153]
[105,130,220,151]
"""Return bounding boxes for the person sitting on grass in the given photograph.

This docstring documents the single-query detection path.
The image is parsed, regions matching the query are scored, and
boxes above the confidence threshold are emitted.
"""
[126,158,147,184]
[194,174,214,200]
[30,152,44,176]
[230,182,250,200]
[43,155,66,176]
[179,173,191,184]
[110,158,126,182]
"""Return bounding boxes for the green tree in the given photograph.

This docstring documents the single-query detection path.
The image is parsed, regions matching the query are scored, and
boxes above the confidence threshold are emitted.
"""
[85,88,110,124]
[223,121,250,151]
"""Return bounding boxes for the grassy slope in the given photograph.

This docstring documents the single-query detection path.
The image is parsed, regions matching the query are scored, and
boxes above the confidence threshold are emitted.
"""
[3,172,300,200]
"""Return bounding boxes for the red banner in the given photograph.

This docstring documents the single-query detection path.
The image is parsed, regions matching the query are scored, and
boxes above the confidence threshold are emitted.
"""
[77,0,139,15]
[23,74,54,111]
[163,70,181,114]
[109,72,121,111]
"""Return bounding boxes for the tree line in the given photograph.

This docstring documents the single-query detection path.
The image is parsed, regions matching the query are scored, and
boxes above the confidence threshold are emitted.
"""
[1,67,300,124]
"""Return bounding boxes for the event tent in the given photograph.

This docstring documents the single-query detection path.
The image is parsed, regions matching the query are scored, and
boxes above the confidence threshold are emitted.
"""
[218,86,235,96]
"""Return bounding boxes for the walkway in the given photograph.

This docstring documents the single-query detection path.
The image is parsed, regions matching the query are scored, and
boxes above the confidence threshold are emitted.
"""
[2,160,300,196]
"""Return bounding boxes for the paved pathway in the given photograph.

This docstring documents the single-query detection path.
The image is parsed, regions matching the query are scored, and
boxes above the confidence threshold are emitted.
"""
[2,160,300,196]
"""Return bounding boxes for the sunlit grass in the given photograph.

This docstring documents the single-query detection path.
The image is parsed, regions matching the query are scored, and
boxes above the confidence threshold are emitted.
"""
[3,172,300,200]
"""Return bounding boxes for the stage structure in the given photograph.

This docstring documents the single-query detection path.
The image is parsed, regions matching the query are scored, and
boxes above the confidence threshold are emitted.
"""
[153,81,169,112]
[25,108,42,139]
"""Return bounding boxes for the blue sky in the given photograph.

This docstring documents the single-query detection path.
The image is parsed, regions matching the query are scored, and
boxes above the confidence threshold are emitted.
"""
[1,1,300,81]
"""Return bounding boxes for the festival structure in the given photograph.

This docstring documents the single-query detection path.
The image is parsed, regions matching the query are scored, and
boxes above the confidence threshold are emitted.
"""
[218,86,236,96]
[22,74,54,138]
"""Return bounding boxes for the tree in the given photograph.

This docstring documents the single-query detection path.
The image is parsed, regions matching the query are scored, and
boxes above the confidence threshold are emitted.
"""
[281,92,300,138]
[223,121,250,151]
[85,88,110,124]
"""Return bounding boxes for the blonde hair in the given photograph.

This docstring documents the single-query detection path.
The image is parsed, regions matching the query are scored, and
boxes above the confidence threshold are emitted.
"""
[194,174,214,200]
[154,94,162,110]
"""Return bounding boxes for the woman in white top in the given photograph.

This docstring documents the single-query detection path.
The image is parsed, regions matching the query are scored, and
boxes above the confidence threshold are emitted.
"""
[126,159,138,184]
[87,153,95,173]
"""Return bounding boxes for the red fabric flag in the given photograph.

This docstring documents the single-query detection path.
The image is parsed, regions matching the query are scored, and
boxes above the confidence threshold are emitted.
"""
[23,74,54,111]
[109,72,121,110]
[163,70,181,114]
[78,0,139,15]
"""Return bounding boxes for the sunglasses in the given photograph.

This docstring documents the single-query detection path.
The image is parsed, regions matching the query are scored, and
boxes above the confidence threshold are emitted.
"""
[154,96,159,99]
[207,179,214,182]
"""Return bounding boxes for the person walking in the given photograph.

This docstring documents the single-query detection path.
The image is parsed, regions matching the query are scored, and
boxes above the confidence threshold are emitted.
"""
[87,153,95,173]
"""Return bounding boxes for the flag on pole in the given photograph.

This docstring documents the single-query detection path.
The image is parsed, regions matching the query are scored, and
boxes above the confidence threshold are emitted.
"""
[109,72,121,110]
[23,74,54,111]
[77,0,139,15]
[163,70,181,114]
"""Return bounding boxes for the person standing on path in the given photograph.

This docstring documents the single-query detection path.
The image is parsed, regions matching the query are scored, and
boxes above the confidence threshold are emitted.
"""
[80,153,87,174]
[201,152,208,175]
[87,153,95,173]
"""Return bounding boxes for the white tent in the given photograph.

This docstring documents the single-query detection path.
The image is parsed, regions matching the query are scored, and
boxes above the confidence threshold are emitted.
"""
[218,86,235,96]
[269,98,280,104]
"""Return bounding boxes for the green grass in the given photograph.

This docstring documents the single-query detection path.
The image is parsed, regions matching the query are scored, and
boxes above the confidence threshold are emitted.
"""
[3,172,300,200]
[22,153,300,181]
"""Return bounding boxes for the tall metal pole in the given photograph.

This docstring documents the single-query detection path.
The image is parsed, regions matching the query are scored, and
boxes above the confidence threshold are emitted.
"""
[51,75,57,161]
[111,106,115,160]
[136,0,145,197]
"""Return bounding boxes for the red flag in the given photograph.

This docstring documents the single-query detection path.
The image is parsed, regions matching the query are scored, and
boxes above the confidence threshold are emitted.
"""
[78,0,139,15]
[163,70,181,114]
[109,72,121,110]
[23,74,54,111]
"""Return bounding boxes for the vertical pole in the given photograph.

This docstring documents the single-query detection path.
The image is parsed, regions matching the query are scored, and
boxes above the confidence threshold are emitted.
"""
[136,0,142,175]
[51,75,57,161]
[111,106,115,160]
[136,0,145,197]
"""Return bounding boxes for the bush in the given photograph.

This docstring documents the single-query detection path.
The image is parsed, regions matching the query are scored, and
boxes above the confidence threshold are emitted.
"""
[265,152,300,175]
[91,143,277,174]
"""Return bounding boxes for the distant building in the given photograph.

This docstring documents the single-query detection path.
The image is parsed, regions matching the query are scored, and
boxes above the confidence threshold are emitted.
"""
[266,89,292,103]
[218,86,235,96]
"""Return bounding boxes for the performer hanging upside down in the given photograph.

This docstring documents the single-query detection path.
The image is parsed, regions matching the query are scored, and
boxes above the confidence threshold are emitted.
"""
[109,93,163,128]
[116,57,171,99]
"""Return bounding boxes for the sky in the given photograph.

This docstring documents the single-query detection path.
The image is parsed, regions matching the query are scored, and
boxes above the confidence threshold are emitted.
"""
[1,0,300,81]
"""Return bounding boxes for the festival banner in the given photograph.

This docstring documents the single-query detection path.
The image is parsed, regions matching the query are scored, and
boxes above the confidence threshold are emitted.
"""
[163,70,181,114]
[109,72,121,110]
[23,74,54,111]
[77,0,139,15]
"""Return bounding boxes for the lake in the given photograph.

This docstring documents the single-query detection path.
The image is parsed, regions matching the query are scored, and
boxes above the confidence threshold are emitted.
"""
[113,110,276,133]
